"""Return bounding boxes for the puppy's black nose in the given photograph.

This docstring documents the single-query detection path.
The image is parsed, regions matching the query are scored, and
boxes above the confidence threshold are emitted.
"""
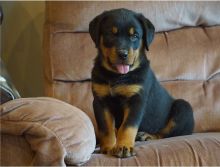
[118,50,128,60]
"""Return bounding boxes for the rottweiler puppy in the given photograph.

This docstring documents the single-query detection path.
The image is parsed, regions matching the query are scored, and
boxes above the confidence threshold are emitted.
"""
[89,8,194,158]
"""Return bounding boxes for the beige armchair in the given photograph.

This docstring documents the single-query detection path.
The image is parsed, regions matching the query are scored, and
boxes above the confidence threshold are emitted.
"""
[1,2,220,166]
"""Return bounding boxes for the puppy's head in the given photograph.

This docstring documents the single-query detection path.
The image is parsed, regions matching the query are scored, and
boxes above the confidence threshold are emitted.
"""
[89,8,155,74]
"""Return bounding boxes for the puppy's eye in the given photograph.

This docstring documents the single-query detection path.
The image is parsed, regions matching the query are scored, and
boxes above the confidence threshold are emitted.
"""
[130,34,139,42]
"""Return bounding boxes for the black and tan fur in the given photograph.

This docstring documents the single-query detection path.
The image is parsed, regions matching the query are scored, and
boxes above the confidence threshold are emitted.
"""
[89,8,194,158]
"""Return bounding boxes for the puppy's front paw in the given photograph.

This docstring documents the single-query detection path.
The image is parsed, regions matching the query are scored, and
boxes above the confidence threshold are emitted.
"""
[111,145,136,158]
[100,146,114,155]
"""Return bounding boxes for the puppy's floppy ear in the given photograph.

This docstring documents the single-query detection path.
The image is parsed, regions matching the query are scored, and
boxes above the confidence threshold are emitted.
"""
[89,12,106,48]
[137,14,155,51]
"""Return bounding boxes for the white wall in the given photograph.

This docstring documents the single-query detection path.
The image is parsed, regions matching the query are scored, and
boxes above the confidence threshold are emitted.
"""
[1,1,45,97]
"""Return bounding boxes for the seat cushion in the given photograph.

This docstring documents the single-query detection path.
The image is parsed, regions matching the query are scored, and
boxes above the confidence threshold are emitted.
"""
[85,133,220,166]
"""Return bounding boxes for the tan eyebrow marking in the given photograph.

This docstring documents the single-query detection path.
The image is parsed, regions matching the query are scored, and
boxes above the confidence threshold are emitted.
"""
[129,27,134,35]
[112,26,118,34]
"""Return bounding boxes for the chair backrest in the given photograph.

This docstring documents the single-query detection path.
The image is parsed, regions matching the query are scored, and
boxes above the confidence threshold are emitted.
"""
[44,1,220,134]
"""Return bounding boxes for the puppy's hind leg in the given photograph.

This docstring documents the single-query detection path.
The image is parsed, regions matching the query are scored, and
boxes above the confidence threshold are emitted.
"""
[135,118,175,141]
[136,132,162,141]
[136,99,194,141]
[164,99,194,138]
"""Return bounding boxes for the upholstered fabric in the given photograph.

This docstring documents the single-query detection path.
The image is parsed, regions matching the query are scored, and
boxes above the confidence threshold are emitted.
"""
[45,1,220,32]
[86,133,220,166]
[0,97,96,166]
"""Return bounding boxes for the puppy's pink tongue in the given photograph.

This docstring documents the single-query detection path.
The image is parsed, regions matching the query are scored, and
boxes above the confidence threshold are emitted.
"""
[116,64,130,74]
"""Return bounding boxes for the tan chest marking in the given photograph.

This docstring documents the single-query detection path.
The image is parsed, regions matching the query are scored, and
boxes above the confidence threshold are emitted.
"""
[92,83,142,98]
[92,83,110,97]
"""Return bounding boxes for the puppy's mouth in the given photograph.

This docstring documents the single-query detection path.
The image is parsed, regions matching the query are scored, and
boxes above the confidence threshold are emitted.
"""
[107,58,132,74]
